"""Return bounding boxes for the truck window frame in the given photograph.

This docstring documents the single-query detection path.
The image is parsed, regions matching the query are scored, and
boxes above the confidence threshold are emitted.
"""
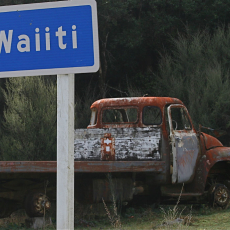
[142,106,162,126]
[168,106,192,131]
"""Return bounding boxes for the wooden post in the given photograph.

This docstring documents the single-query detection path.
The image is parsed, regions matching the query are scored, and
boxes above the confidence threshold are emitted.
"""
[57,74,74,230]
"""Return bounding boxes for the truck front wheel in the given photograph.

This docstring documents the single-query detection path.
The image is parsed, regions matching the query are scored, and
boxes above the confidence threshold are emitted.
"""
[209,184,229,208]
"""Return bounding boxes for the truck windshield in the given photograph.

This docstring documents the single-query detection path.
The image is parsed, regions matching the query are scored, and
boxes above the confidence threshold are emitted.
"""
[102,108,138,123]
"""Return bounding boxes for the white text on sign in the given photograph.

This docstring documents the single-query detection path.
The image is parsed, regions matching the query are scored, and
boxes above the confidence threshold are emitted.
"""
[0,26,77,53]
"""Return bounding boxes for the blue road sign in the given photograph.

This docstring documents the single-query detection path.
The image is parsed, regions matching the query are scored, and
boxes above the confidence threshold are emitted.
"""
[0,0,99,78]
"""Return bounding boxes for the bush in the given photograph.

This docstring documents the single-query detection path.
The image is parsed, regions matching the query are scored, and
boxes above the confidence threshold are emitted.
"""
[1,76,57,161]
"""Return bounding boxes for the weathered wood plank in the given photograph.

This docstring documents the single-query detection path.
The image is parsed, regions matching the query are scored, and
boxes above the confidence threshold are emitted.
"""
[74,127,161,161]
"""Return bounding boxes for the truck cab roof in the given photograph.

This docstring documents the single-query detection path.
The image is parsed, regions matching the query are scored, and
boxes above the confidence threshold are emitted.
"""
[91,97,183,110]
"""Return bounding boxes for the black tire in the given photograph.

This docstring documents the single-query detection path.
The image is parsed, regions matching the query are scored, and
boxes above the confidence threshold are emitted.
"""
[209,184,229,208]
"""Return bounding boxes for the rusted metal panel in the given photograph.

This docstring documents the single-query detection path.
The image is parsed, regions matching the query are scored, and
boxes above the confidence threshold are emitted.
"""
[0,161,166,173]
[76,161,165,172]
[201,132,223,150]
[205,147,230,169]
[88,97,184,129]
[74,127,161,161]
[90,97,183,112]
[174,134,199,183]
[0,162,57,173]
[185,146,230,194]
[167,104,199,184]
[101,133,115,160]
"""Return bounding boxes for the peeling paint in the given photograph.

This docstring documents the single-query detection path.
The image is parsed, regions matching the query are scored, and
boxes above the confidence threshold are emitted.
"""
[74,127,161,161]
[178,139,184,148]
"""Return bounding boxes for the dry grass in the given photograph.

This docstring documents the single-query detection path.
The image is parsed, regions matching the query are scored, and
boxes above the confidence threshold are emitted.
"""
[102,173,122,229]
[156,184,192,230]
[102,197,122,229]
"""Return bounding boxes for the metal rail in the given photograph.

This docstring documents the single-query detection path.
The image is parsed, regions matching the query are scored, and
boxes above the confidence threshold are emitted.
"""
[0,161,165,173]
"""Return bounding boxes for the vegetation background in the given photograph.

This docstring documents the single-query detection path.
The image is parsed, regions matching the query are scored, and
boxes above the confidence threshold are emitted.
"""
[1,0,230,160]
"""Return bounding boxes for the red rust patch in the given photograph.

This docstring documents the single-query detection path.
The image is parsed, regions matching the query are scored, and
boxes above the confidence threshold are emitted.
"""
[101,133,115,160]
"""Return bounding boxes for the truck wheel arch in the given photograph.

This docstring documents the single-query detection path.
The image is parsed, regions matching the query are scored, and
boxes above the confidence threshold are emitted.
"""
[204,161,230,194]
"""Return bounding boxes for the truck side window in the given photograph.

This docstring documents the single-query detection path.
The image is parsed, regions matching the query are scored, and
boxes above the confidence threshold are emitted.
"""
[89,108,97,125]
[143,106,162,125]
[102,108,138,123]
[171,107,191,130]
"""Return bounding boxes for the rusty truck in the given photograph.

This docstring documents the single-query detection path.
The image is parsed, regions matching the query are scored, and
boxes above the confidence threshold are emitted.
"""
[0,97,230,218]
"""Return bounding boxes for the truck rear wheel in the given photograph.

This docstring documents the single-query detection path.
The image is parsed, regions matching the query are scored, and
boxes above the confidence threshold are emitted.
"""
[24,192,51,217]
[209,184,229,208]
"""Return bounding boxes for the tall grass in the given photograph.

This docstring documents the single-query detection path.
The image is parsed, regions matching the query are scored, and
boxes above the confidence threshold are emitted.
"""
[102,173,122,229]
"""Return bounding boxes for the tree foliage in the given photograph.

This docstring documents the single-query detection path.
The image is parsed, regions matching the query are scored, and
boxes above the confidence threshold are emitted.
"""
[154,26,230,131]
[95,0,230,95]
[0,77,57,160]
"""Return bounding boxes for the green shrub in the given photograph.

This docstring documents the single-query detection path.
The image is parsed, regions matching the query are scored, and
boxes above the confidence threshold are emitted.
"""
[1,76,57,161]
[154,26,230,130]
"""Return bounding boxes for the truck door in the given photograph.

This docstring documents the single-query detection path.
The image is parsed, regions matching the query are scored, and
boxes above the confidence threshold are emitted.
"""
[167,105,199,184]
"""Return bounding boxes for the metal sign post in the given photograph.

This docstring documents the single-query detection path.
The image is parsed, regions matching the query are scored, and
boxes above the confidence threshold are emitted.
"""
[57,74,74,229]
[0,1,99,229]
